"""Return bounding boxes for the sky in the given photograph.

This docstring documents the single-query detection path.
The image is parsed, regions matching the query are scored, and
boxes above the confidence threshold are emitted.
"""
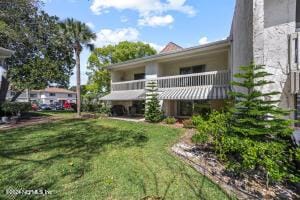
[43,0,236,86]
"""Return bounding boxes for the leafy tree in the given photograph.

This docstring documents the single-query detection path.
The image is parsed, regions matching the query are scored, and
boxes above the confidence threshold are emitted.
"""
[145,81,162,123]
[87,41,157,97]
[0,0,75,102]
[60,18,96,117]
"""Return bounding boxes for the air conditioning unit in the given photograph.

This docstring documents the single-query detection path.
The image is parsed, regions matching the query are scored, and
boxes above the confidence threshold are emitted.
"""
[290,33,300,71]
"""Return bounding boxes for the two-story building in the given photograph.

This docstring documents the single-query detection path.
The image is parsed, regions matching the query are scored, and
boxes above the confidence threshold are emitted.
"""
[101,0,300,120]
[7,88,77,105]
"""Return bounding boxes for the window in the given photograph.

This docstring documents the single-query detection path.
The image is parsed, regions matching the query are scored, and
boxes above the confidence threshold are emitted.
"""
[30,94,37,98]
[68,94,72,97]
[134,73,145,80]
[180,65,206,75]
[177,100,211,117]
[49,93,56,97]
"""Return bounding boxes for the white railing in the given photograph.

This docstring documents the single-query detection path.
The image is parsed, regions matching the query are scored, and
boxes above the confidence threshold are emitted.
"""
[111,79,146,91]
[111,70,229,91]
[157,70,229,88]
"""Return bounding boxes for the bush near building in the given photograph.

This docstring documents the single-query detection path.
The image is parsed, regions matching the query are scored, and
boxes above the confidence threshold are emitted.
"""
[192,64,300,183]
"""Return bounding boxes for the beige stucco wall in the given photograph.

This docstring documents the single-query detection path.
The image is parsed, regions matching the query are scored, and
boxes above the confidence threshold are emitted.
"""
[111,66,145,82]
[159,52,229,77]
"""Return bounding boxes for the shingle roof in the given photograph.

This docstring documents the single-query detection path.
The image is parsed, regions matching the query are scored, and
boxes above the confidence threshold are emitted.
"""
[33,88,76,94]
[160,42,183,54]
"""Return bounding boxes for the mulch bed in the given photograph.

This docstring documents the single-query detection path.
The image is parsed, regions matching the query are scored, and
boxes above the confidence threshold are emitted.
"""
[172,129,300,200]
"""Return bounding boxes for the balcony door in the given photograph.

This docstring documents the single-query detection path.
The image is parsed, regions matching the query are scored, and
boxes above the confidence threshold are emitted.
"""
[177,100,211,117]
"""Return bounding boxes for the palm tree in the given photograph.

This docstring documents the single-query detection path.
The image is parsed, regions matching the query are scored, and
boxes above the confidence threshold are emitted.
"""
[60,18,96,117]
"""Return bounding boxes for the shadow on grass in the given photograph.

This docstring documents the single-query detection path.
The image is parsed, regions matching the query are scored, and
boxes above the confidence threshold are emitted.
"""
[0,119,148,199]
[128,157,226,200]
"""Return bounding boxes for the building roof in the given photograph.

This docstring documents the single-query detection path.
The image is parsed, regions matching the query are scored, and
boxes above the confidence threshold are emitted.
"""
[107,39,230,70]
[0,47,14,58]
[160,42,183,53]
[33,87,76,94]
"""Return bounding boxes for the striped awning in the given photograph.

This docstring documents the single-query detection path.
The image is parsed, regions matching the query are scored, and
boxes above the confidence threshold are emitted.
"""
[100,90,145,101]
[158,86,230,100]
[291,71,300,94]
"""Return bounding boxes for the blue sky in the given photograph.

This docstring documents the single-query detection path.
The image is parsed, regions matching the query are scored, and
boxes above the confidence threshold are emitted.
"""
[43,0,236,86]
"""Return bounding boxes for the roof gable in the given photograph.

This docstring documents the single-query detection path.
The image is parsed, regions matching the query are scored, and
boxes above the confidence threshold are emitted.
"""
[160,42,183,54]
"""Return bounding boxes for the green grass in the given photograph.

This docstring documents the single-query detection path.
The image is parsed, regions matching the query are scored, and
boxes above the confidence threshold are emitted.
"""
[0,119,229,200]
[30,110,76,118]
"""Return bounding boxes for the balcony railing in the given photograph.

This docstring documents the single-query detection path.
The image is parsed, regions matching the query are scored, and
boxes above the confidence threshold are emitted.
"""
[157,70,229,88]
[111,79,146,91]
[111,70,229,91]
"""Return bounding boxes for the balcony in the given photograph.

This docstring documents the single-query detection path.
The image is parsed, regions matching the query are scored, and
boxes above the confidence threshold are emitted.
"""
[111,70,230,91]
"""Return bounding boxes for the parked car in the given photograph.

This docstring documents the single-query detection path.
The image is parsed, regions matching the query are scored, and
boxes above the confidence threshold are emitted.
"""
[39,104,51,110]
[50,103,64,111]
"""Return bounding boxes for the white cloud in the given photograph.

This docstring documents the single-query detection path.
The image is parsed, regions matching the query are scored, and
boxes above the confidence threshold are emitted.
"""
[199,37,209,45]
[93,27,164,53]
[94,28,140,47]
[146,42,164,52]
[86,22,95,30]
[90,0,195,26]
[138,15,174,27]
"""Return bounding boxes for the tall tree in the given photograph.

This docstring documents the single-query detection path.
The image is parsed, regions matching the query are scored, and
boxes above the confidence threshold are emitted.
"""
[87,41,157,97]
[0,0,75,102]
[60,18,96,117]
[229,64,293,138]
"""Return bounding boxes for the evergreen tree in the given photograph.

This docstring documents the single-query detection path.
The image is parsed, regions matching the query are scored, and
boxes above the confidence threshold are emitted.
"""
[145,81,162,123]
[229,64,293,139]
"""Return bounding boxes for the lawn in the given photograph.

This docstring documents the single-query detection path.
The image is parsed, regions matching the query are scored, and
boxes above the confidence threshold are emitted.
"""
[0,118,230,200]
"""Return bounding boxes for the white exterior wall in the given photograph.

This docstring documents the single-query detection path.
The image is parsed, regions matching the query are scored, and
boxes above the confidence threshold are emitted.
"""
[231,0,297,113]
[262,0,297,111]
[40,92,76,104]
[6,90,76,104]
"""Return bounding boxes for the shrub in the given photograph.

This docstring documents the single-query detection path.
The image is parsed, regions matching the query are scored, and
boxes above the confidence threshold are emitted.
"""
[182,119,194,129]
[1,102,32,116]
[164,117,176,124]
[99,105,111,115]
[191,115,204,126]
[295,148,300,162]
[192,133,209,144]
[145,81,162,123]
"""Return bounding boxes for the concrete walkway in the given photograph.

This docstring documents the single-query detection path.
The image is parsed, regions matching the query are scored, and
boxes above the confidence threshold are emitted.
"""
[110,117,145,122]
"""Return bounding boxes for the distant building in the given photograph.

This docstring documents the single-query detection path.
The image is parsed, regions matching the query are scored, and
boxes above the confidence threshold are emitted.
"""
[7,87,77,105]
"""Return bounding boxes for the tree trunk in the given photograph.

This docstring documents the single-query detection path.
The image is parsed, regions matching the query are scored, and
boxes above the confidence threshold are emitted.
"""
[76,50,81,117]
[0,77,9,103]
[0,62,9,103]
[11,90,24,102]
